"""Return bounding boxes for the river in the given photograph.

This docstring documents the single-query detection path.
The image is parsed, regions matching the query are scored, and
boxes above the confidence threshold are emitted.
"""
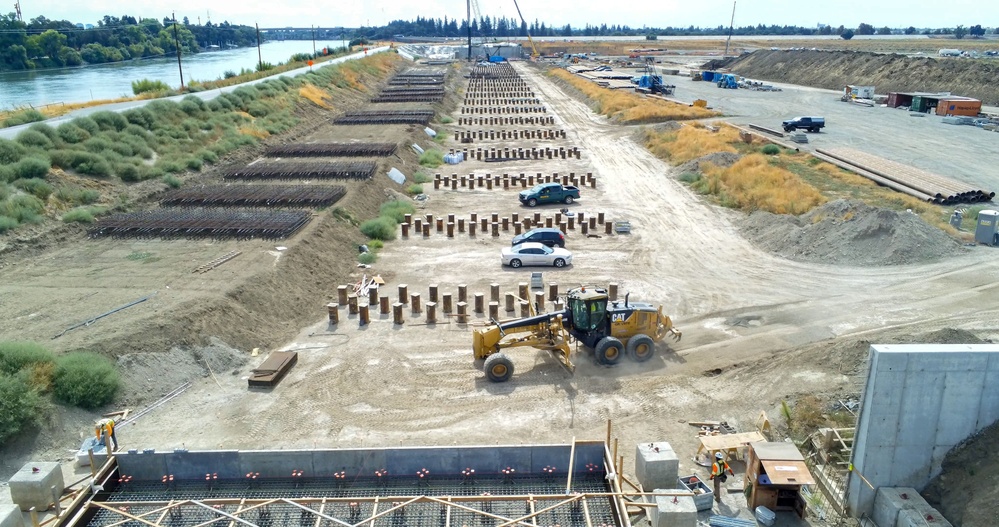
[0,40,349,110]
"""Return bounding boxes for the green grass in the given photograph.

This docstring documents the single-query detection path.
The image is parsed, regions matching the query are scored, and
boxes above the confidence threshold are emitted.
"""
[379,200,415,223]
[367,239,384,250]
[62,206,105,224]
[14,178,53,200]
[418,149,444,167]
[413,171,432,184]
[163,174,182,188]
[2,109,45,128]
[406,184,424,195]
[439,116,453,124]
[0,216,17,232]
[760,144,781,155]
[0,194,45,224]
[55,186,100,205]
[52,352,121,409]
[360,217,397,240]
[131,78,170,95]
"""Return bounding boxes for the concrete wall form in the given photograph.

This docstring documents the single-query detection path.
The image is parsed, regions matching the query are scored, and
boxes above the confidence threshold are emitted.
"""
[116,442,607,482]
[847,344,999,516]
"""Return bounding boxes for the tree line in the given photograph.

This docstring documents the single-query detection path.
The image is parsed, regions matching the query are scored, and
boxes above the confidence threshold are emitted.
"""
[0,13,259,71]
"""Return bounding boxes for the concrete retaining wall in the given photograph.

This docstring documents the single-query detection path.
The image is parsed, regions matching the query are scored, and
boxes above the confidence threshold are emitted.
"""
[847,344,999,516]
[116,443,606,482]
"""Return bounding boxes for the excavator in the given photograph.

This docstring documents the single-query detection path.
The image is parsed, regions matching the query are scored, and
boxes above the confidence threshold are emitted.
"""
[472,286,681,382]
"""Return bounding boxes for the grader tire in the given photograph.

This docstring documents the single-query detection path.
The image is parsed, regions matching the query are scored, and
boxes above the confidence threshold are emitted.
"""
[595,337,624,365]
[484,353,515,382]
[626,334,656,362]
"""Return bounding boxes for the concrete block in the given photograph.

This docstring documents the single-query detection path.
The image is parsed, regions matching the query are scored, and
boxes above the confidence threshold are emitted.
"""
[872,487,924,527]
[0,505,25,527]
[647,491,696,527]
[896,507,953,527]
[8,462,64,512]
[635,442,679,492]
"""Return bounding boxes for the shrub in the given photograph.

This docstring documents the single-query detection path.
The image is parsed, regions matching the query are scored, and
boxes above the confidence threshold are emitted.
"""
[114,163,140,181]
[0,341,55,375]
[0,216,18,232]
[13,156,51,179]
[90,111,129,132]
[56,122,90,144]
[0,138,27,164]
[418,149,444,167]
[196,149,218,164]
[28,123,59,142]
[0,166,13,183]
[379,200,415,223]
[72,117,101,136]
[406,184,423,195]
[83,136,114,154]
[184,157,203,171]
[358,252,377,264]
[132,78,170,95]
[52,352,121,409]
[760,144,781,155]
[15,129,54,149]
[0,194,45,223]
[247,101,270,117]
[55,186,100,205]
[123,107,156,129]
[440,116,454,124]
[158,158,186,173]
[359,217,397,240]
[0,373,46,446]
[2,109,45,128]
[413,172,432,184]
[163,174,182,188]
[14,178,53,200]
[368,239,384,250]
[678,172,701,183]
[53,151,112,177]
[62,207,103,223]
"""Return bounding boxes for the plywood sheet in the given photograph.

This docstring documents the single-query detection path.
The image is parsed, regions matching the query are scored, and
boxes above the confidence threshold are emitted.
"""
[760,459,815,486]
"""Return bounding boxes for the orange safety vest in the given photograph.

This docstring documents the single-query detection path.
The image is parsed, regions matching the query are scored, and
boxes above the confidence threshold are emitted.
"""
[711,460,730,478]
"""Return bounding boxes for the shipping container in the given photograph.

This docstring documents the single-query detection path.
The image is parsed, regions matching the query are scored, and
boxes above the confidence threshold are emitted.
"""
[911,96,927,113]
[887,92,912,108]
[936,98,982,116]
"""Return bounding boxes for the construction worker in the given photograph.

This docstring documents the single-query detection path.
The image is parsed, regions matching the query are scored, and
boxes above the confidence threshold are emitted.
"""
[94,419,118,451]
[709,452,735,503]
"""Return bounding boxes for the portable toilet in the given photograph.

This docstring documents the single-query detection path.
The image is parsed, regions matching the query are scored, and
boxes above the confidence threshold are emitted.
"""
[975,210,999,245]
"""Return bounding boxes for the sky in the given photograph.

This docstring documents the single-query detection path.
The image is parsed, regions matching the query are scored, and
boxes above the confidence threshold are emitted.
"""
[17,0,999,31]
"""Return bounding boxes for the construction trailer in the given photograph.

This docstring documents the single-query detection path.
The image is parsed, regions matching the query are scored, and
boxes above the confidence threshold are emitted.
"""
[886,91,982,116]
[843,85,875,99]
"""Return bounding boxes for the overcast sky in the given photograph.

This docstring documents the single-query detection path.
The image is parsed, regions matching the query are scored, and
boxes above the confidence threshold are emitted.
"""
[20,0,999,30]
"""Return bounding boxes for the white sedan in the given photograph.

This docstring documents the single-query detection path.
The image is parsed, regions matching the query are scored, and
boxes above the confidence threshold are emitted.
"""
[501,242,573,268]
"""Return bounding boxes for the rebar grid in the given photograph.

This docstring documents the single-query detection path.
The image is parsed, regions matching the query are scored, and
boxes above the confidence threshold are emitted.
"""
[87,474,616,527]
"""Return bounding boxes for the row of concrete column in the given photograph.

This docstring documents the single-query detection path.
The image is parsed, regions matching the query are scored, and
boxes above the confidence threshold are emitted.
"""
[328,282,621,326]
[459,146,580,162]
[434,172,596,189]
[463,98,541,106]
[460,106,548,115]
[400,211,614,238]
[457,129,567,142]
[457,116,555,126]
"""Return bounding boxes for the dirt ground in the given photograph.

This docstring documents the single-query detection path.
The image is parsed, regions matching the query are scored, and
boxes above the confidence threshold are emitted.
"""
[3,58,999,526]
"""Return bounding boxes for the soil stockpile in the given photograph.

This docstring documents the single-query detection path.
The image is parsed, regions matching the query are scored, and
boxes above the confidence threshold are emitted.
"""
[709,49,999,105]
[739,199,964,266]
[923,419,999,527]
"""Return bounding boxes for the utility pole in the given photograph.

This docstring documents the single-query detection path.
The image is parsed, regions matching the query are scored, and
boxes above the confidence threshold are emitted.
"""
[466,0,472,61]
[312,25,317,57]
[255,23,263,71]
[172,12,185,89]
[723,1,736,58]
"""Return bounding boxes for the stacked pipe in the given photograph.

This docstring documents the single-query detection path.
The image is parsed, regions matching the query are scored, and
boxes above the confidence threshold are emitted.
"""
[265,143,397,157]
[161,185,347,208]
[222,161,376,180]
[333,110,435,125]
[90,209,311,239]
[817,147,993,205]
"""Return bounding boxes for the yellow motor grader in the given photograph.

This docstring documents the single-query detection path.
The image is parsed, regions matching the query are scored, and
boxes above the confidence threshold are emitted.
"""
[472,286,681,382]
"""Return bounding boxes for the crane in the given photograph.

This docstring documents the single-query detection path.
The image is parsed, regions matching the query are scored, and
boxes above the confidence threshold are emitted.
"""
[511,0,540,59]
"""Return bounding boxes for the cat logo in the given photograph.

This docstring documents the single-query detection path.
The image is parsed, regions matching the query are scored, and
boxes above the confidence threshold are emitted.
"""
[611,313,627,323]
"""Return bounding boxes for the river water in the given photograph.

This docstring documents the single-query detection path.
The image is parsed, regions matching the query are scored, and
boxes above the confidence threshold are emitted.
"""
[0,40,349,110]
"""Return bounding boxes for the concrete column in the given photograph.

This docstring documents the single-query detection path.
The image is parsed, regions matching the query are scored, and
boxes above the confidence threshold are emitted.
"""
[401,223,410,237]
[568,216,575,230]
[368,286,378,306]
[555,212,562,224]
[398,284,409,305]
[425,213,433,224]
[411,293,422,314]
[502,217,509,231]
[581,222,588,235]
[534,291,545,313]
[549,282,558,300]
[436,219,444,233]
[546,217,553,228]
[511,212,519,222]
[491,223,499,237]
[474,293,484,314]
[425,302,437,324]
[347,294,358,315]
[490,283,500,302]
[380,296,390,314]
[481,218,488,231]
[447,213,455,224]
[456,302,468,323]
[458,219,465,233]
[443,294,453,313]
[337,285,349,305]
[327,303,339,325]
[520,300,530,317]
[598,212,605,224]
[414,218,423,231]
[589,217,597,230]
[423,224,431,237]
[514,223,522,235]
[359,305,370,326]
[518,282,529,301]
[488,301,499,320]
[429,284,439,303]
[470,212,477,223]
[577,211,585,223]
[404,213,412,224]
[605,222,613,235]
[609,283,618,301]
[447,222,455,237]
[458,284,468,303]
[559,222,567,234]
[393,303,404,325]
[506,293,515,312]
[469,222,477,236]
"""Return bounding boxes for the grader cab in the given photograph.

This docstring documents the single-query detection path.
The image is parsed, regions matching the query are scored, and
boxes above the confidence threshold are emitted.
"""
[472,286,681,382]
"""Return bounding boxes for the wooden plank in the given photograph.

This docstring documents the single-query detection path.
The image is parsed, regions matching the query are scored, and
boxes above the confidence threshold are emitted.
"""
[247,351,298,388]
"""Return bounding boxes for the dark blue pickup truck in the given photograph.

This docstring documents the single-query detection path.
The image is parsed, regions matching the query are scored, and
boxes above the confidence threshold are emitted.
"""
[519,183,581,207]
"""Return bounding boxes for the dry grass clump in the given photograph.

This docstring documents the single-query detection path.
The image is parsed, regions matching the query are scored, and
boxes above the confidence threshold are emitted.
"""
[549,69,718,123]
[238,126,270,139]
[644,124,740,164]
[700,154,826,214]
[299,84,333,109]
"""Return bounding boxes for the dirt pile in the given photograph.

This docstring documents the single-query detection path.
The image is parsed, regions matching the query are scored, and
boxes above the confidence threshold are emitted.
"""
[116,338,248,405]
[739,199,964,266]
[676,152,741,174]
[711,49,999,105]
[923,419,999,527]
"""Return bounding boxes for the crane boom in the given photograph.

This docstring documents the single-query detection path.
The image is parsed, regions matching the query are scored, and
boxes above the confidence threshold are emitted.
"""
[511,0,540,59]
